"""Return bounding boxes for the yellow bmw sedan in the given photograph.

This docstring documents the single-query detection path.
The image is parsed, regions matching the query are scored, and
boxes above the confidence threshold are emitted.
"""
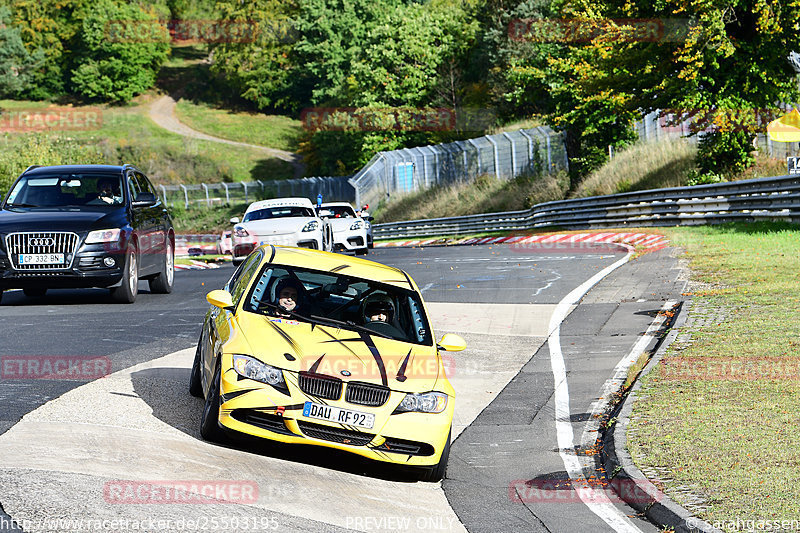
[189,245,466,481]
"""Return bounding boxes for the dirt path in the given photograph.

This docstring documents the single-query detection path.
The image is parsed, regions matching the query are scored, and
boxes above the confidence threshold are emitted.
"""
[148,95,306,178]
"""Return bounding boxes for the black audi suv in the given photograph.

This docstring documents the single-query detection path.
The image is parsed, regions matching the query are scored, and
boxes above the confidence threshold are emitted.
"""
[0,164,174,303]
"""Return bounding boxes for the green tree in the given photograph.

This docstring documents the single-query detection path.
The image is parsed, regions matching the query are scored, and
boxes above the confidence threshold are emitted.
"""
[4,0,84,99]
[552,0,800,177]
[69,0,170,103]
[0,5,44,97]
[211,0,300,111]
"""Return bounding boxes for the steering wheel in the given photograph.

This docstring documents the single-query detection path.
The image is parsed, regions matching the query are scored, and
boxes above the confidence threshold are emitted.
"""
[363,320,404,339]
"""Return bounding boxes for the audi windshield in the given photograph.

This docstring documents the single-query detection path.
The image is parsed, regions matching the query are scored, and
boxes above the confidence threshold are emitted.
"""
[4,174,125,209]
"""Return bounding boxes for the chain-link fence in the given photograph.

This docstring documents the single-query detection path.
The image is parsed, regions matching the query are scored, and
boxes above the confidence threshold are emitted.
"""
[348,127,569,209]
[635,109,800,159]
[157,176,354,208]
[147,127,569,209]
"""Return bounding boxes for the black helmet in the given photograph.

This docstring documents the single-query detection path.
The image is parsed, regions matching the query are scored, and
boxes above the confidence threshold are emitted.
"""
[364,293,394,322]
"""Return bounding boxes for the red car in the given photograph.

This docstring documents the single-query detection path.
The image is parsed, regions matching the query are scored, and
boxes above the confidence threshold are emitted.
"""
[217,230,233,255]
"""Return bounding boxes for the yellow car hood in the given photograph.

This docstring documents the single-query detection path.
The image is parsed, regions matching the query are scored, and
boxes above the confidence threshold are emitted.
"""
[233,313,443,393]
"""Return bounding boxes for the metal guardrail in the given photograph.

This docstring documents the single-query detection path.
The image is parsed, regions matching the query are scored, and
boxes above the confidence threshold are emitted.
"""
[373,175,800,239]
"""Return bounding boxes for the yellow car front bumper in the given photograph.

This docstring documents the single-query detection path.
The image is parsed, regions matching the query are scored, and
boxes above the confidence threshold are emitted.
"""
[217,364,453,467]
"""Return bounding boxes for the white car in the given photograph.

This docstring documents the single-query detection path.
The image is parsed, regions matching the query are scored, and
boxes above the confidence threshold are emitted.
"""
[230,198,332,264]
[319,202,369,255]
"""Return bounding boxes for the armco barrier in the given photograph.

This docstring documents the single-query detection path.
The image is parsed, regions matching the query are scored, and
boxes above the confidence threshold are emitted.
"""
[373,174,800,239]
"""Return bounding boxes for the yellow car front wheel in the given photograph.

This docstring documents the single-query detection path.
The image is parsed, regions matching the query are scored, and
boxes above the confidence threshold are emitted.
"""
[200,364,225,443]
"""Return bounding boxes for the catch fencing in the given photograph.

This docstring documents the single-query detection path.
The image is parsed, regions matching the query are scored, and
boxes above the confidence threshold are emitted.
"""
[635,109,800,159]
[373,174,800,239]
[348,127,569,209]
[151,127,570,210]
[157,176,354,208]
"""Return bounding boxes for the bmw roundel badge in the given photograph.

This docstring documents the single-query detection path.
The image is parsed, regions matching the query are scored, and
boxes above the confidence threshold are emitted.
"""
[341,370,351,377]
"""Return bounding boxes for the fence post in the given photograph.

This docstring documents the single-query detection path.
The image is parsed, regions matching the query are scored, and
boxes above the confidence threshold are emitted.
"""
[519,129,534,171]
[502,132,517,177]
[485,135,500,178]
[414,147,428,187]
[159,184,167,206]
[468,139,481,177]
[243,182,249,203]
[201,183,210,206]
[456,141,468,176]
[179,184,189,209]
[222,182,229,204]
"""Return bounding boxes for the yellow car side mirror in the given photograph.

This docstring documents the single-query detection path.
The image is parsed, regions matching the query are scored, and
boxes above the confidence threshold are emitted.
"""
[437,333,466,352]
[206,289,234,310]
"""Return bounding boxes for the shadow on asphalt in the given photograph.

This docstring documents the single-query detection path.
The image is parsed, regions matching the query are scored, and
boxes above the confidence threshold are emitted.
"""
[0,288,158,306]
[130,366,425,484]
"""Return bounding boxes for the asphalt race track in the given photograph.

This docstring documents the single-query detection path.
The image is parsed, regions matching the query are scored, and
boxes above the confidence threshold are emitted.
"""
[0,242,687,533]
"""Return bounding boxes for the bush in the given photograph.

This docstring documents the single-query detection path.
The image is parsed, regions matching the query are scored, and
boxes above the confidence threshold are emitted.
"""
[695,130,755,177]
[686,170,727,186]
[70,0,170,103]
[0,134,106,194]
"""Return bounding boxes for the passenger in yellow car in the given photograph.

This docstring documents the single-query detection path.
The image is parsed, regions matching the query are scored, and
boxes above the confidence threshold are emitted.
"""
[273,278,306,317]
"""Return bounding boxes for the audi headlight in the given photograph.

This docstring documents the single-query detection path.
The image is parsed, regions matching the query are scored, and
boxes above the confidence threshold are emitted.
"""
[394,392,448,414]
[85,228,121,244]
[232,355,288,393]
[350,220,363,230]
[234,226,249,238]
[302,220,319,232]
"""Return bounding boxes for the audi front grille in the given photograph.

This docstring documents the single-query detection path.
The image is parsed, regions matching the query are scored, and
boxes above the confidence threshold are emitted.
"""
[5,232,79,270]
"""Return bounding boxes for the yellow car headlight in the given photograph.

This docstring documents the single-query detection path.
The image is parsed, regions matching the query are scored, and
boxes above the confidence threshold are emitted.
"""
[394,392,448,414]
[232,355,288,394]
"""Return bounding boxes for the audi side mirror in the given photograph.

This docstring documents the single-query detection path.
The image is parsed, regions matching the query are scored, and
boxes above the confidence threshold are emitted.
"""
[132,192,157,207]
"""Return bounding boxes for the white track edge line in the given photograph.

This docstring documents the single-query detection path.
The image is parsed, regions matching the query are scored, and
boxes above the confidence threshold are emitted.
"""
[547,244,644,533]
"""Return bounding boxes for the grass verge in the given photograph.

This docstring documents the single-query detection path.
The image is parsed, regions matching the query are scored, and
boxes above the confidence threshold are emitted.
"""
[168,201,252,234]
[626,221,800,523]
[174,100,303,152]
[572,140,698,197]
[0,100,293,190]
[374,172,569,223]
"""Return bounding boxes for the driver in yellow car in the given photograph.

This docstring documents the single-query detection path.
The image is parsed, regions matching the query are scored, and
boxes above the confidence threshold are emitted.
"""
[364,297,394,323]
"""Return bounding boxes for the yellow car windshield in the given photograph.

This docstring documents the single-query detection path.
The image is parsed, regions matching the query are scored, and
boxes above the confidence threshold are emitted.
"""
[242,265,433,346]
